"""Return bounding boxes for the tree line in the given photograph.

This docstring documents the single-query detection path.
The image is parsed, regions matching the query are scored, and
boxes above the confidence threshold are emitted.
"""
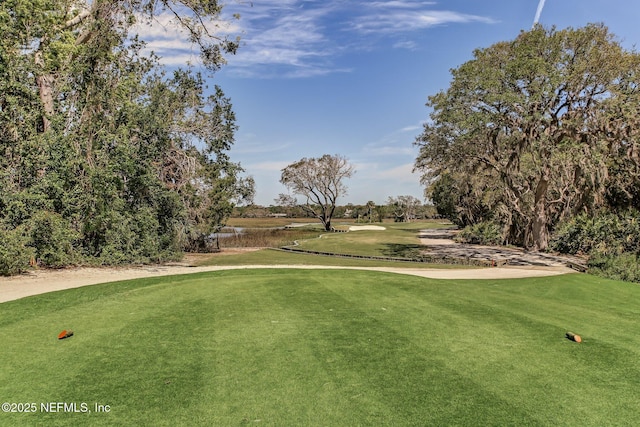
[414,24,640,281]
[0,0,252,274]
[235,197,436,223]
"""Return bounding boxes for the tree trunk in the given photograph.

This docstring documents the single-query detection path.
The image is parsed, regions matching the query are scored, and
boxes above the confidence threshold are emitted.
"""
[34,51,54,133]
[531,175,550,251]
[32,8,94,134]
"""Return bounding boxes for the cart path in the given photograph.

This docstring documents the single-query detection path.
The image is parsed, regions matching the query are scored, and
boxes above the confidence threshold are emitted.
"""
[418,228,587,268]
[0,262,575,303]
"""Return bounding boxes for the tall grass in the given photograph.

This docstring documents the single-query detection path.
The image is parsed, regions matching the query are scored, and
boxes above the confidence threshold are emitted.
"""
[218,228,321,248]
[225,217,319,228]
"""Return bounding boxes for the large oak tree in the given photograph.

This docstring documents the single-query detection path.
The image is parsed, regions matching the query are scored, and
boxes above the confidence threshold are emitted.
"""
[415,24,640,251]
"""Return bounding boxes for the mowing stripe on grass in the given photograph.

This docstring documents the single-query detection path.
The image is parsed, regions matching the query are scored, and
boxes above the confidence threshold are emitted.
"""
[1,269,639,426]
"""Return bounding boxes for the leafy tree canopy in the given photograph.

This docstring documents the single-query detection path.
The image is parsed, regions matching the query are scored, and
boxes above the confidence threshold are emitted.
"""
[0,0,251,274]
[415,24,640,250]
[280,154,355,231]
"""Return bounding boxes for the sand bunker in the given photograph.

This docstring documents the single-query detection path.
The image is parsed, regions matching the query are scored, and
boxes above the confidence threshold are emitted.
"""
[348,225,386,231]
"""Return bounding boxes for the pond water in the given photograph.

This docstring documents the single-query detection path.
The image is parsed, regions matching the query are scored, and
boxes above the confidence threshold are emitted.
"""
[211,227,245,239]
[211,226,288,239]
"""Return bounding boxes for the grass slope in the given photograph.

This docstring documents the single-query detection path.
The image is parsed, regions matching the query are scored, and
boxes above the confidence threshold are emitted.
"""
[292,222,448,259]
[194,248,473,269]
[1,270,639,426]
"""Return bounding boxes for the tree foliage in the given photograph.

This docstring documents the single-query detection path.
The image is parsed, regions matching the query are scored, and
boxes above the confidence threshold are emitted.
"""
[550,210,640,282]
[550,210,640,256]
[415,24,640,250]
[387,195,421,223]
[0,0,251,273]
[280,154,355,231]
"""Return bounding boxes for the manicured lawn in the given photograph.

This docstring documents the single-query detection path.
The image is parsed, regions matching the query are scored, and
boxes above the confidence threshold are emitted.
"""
[294,221,449,258]
[217,218,451,257]
[194,248,473,269]
[1,270,639,426]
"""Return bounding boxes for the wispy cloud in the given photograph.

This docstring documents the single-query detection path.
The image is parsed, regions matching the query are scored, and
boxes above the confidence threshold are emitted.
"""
[234,140,292,155]
[351,5,496,34]
[220,2,346,77]
[378,163,419,183]
[132,12,242,67]
[363,144,415,157]
[399,124,423,133]
[245,160,291,172]
[392,40,419,50]
[348,161,422,202]
[134,1,496,77]
[368,1,437,8]
[360,122,424,156]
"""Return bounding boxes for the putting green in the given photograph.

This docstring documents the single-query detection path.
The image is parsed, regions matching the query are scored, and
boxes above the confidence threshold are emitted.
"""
[1,269,638,426]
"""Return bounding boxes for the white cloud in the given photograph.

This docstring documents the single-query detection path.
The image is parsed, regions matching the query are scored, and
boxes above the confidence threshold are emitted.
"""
[352,161,417,183]
[346,161,424,204]
[363,144,415,157]
[378,163,419,182]
[359,122,423,157]
[393,40,419,50]
[400,124,423,133]
[350,10,496,34]
[220,2,341,77]
[132,12,242,67]
[246,160,290,172]
[227,1,496,77]
[367,1,436,9]
[130,1,495,77]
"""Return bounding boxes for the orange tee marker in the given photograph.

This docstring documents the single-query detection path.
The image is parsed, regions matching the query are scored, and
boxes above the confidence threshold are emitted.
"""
[566,332,581,343]
[58,330,74,340]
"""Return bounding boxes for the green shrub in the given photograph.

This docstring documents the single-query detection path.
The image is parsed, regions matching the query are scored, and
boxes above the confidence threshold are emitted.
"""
[1,191,53,228]
[27,211,79,268]
[588,252,640,283]
[550,210,640,255]
[0,226,35,276]
[455,221,503,245]
[84,207,181,265]
[548,214,593,254]
[551,210,640,283]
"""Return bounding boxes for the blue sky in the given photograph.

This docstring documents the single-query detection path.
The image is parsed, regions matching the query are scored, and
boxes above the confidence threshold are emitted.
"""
[139,0,640,206]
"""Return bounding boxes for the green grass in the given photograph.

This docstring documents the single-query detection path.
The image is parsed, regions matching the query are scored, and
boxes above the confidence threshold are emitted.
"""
[293,221,450,258]
[1,270,639,426]
[194,248,472,269]
[217,219,451,256]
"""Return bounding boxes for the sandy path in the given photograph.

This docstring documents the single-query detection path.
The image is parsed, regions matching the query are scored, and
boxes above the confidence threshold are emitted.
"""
[418,229,587,268]
[419,231,458,245]
[0,263,575,304]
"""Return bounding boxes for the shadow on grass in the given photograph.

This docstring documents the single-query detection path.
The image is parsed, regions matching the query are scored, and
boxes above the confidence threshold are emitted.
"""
[380,243,424,259]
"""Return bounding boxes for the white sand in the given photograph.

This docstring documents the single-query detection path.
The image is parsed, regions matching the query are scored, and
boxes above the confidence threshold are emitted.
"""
[348,225,386,231]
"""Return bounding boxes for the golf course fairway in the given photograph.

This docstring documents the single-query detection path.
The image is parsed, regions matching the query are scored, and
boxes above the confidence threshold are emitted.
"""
[1,269,638,426]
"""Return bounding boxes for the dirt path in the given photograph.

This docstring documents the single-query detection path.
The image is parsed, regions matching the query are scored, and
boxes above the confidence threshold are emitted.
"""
[418,229,587,268]
[0,257,574,304]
